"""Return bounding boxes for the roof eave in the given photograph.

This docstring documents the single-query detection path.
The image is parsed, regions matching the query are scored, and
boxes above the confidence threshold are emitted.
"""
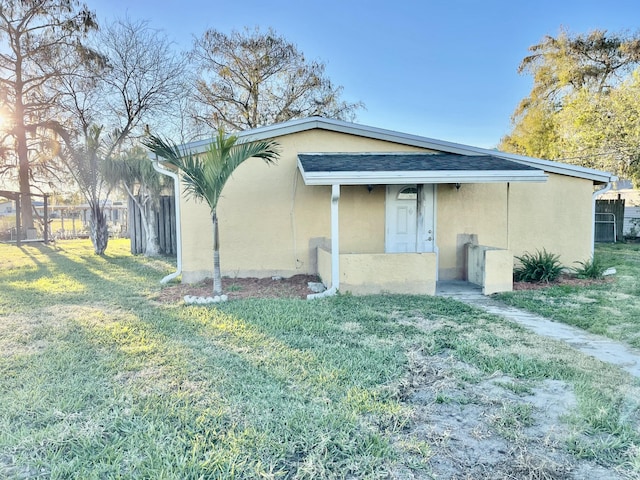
[298,168,549,186]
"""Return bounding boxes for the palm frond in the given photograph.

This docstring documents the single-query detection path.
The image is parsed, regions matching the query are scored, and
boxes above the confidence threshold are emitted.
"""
[143,131,280,213]
[143,135,208,205]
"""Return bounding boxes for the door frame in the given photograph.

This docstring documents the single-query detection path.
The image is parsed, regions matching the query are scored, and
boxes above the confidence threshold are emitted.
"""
[385,184,436,253]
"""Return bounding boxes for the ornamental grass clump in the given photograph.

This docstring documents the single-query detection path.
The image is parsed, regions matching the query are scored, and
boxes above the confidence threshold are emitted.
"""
[514,249,563,283]
[572,255,607,279]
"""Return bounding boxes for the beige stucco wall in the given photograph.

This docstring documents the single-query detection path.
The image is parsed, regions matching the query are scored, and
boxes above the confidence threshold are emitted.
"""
[317,247,437,295]
[507,174,594,267]
[437,183,509,280]
[317,245,332,287]
[180,129,428,282]
[484,249,514,295]
[339,252,437,295]
[435,174,594,281]
[467,244,513,295]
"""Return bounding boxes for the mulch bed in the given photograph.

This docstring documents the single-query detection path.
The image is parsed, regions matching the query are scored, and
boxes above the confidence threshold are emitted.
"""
[155,272,612,304]
[513,273,614,291]
[156,274,321,303]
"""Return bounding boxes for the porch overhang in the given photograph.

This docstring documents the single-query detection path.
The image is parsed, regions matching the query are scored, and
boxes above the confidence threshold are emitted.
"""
[298,153,548,185]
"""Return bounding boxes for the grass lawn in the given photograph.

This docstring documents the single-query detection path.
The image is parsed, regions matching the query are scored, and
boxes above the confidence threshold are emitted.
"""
[497,243,640,349]
[1,239,640,478]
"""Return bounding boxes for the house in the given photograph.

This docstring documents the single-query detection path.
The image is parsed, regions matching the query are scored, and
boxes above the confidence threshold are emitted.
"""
[159,117,616,296]
[0,200,13,216]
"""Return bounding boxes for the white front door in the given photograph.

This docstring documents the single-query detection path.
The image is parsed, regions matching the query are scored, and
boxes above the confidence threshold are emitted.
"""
[385,184,435,253]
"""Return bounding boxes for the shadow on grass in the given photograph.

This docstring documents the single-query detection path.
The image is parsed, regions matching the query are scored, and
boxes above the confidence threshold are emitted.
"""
[0,241,172,311]
[0,241,419,477]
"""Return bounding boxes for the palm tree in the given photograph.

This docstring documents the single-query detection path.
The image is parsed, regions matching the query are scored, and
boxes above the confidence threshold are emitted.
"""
[143,130,279,295]
[56,124,114,255]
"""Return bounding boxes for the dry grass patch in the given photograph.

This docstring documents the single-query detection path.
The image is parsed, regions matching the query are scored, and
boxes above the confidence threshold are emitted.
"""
[392,345,625,479]
[0,306,71,357]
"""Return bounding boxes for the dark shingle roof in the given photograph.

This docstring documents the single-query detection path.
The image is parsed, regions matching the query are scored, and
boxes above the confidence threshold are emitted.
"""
[298,153,540,173]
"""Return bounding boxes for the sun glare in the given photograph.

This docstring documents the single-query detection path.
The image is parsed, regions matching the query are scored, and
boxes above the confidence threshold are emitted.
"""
[0,110,9,131]
[0,106,11,131]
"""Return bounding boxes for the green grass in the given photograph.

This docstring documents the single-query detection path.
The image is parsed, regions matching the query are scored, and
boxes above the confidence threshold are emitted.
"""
[0,239,639,477]
[497,243,640,348]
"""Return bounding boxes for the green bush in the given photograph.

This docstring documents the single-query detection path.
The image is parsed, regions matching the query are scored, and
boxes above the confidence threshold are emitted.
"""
[514,249,563,283]
[572,256,607,279]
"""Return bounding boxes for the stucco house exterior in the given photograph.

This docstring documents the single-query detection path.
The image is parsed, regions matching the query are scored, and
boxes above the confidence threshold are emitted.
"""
[158,117,616,297]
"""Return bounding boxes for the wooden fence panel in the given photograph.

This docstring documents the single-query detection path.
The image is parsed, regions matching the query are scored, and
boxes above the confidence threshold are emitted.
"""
[595,199,625,242]
[157,204,166,254]
[163,196,176,255]
[128,195,176,255]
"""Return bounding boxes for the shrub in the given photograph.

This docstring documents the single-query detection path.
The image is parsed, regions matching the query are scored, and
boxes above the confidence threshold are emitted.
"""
[514,249,563,283]
[572,256,607,279]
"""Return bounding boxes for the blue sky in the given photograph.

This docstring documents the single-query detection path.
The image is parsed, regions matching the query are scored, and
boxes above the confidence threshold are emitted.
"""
[90,0,640,148]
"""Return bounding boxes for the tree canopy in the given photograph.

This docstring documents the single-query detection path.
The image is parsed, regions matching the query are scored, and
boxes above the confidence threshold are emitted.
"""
[191,27,364,131]
[0,0,98,228]
[0,3,187,252]
[501,28,640,184]
[53,18,186,254]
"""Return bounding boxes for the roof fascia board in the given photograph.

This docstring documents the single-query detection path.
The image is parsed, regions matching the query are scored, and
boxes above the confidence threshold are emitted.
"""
[298,170,548,187]
[185,118,322,154]
[491,152,616,183]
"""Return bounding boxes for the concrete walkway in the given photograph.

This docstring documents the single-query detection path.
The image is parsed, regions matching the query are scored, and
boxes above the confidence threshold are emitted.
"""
[437,281,640,378]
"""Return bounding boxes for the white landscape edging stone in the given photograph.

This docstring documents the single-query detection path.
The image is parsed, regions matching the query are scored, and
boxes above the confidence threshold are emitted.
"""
[184,294,229,305]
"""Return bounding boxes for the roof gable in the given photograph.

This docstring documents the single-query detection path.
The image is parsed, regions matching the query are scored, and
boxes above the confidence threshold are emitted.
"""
[183,117,616,184]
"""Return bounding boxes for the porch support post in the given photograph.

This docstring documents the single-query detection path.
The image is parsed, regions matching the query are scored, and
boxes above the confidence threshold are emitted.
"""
[330,183,340,290]
[308,183,340,300]
[416,184,424,253]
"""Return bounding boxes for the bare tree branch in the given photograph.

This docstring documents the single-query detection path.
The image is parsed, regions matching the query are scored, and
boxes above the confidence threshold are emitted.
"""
[190,26,363,132]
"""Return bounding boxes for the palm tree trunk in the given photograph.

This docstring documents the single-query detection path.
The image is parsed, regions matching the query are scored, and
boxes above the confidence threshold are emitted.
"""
[212,209,222,295]
[90,202,109,255]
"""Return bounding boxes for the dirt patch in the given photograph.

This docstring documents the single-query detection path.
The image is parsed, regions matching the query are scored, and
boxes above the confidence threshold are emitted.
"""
[155,274,321,303]
[392,347,625,480]
[513,274,614,291]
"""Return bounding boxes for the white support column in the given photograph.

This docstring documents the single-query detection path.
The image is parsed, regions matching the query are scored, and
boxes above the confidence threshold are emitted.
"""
[308,183,340,299]
[330,183,340,290]
[416,184,424,253]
